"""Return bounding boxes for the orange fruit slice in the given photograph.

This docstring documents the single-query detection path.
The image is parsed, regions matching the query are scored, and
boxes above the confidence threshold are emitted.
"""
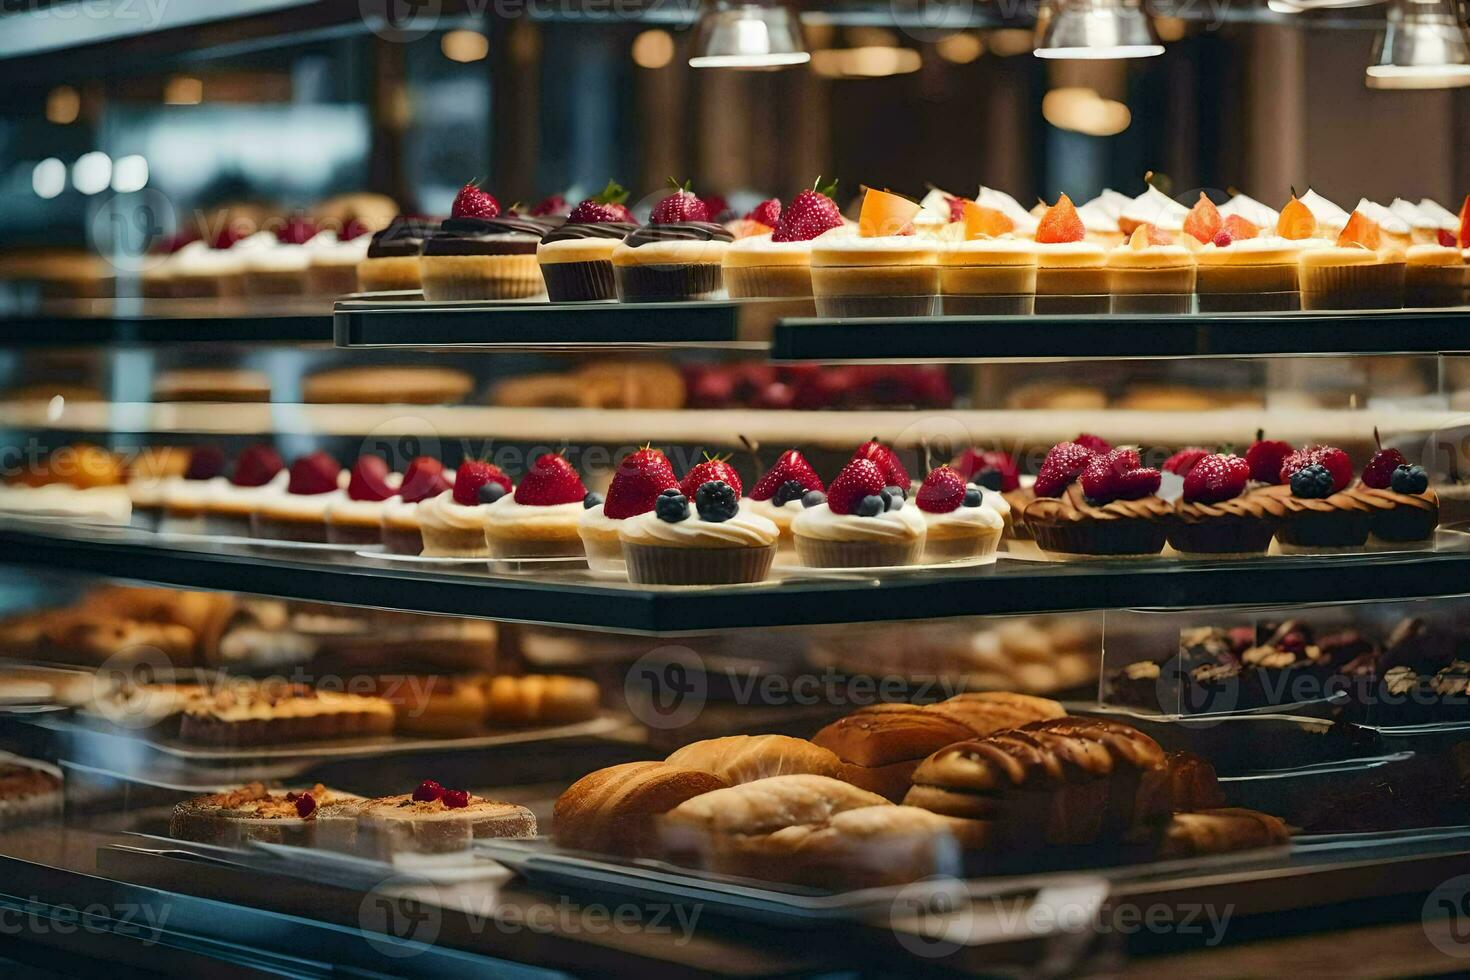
[1337,210,1381,250]
[1277,196,1317,240]
[859,188,921,238]
[1458,194,1469,250]
[1182,193,1222,244]
[961,201,1015,239]
[1035,193,1086,244]
[1222,215,1260,241]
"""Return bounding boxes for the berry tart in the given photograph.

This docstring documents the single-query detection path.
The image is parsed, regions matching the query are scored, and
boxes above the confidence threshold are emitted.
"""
[1032,194,1109,314]
[317,780,537,857]
[1266,445,1373,552]
[1166,453,1276,557]
[790,458,926,567]
[419,182,550,301]
[483,451,590,558]
[722,179,844,301]
[1024,444,1171,556]
[938,201,1038,315]
[251,451,344,543]
[914,466,1004,562]
[1350,438,1439,545]
[419,460,514,558]
[612,181,734,302]
[170,783,358,847]
[203,444,286,537]
[357,216,435,294]
[618,480,779,584]
[537,181,637,302]
[578,446,679,572]
[810,188,939,317]
[158,445,228,535]
[743,449,825,547]
[1106,223,1197,314]
[324,455,400,546]
[381,456,452,556]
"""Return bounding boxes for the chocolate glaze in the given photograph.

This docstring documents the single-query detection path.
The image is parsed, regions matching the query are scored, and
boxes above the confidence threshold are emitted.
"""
[623,222,734,248]
[541,221,636,245]
[423,216,552,257]
[366,217,436,259]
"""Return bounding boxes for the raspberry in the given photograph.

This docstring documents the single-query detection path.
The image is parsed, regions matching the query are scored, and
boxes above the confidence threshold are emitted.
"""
[1034,442,1096,498]
[450,182,500,220]
[952,448,1019,492]
[1245,433,1292,485]
[1080,448,1162,505]
[1362,429,1408,490]
[1181,453,1249,504]
[441,789,470,809]
[294,794,317,818]
[1280,445,1352,492]
[745,198,782,228]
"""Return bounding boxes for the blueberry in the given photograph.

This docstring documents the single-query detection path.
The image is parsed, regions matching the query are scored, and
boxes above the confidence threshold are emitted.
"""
[773,480,806,507]
[660,487,683,497]
[478,481,507,505]
[880,487,904,511]
[1390,464,1429,495]
[884,484,907,501]
[1289,463,1335,499]
[582,491,604,510]
[974,469,1004,492]
[695,480,739,522]
[856,494,884,517]
[655,492,690,523]
[963,486,983,508]
[802,490,827,509]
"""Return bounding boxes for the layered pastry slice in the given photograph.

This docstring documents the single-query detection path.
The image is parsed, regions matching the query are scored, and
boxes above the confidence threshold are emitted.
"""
[170,783,357,847]
[1106,223,1196,314]
[937,200,1038,315]
[178,682,395,745]
[537,181,636,302]
[317,780,536,856]
[420,182,549,301]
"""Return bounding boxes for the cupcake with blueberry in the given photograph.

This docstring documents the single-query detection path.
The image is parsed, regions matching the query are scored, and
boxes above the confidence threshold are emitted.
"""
[951,447,1019,533]
[324,455,400,547]
[578,446,679,572]
[1166,453,1276,557]
[914,466,1003,562]
[790,458,926,567]
[618,480,779,585]
[1266,445,1373,553]
[252,451,345,543]
[482,452,589,558]
[419,182,550,301]
[743,449,824,546]
[537,181,637,302]
[358,216,435,294]
[418,461,513,558]
[1024,443,1171,556]
[381,457,452,556]
[1349,437,1439,546]
[204,444,286,537]
[613,181,734,302]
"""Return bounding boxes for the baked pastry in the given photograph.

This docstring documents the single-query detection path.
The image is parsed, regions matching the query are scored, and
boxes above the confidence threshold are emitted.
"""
[158,445,227,534]
[1106,224,1196,313]
[178,683,395,745]
[323,455,399,546]
[1032,194,1109,314]
[482,452,588,558]
[302,366,474,405]
[416,461,513,558]
[1298,210,1405,310]
[380,456,452,556]
[665,735,845,785]
[612,184,732,301]
[170,783,354,846]
[251,451,343,543]
[420,184,550,301]
[318,782,536,856]
[537,183,636,301]
[204,444,286,537]
[553,761,729,856]
[938,205,1037,314]
[810,189,938,317]
[1025,445,1169,556]
[619,478,778,585]
[1404,243,1465,307]
[1350,451,1439,544]
[811,704,976,801]
[357,216,432,293]
[153,368,271,403]
[482,674,600,726]
[1118,184,1188,240]
[1166,452,1276,557]
[926,691,1067,735]
[0,758,62,827]
[1156,807,1289,858]
[914,466,1004,562]
[372,674,488,738]
[722,183,842,305]
[660,774,890,841]
[791,455,925,568]
[1267,445,1372,552]
[578,447,680,572]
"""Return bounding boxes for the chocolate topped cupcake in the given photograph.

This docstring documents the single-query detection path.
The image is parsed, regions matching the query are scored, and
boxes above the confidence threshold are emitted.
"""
[357,217,435,293]
[613,183,733,302]
[537,181,638,302]
[418,182,548,301]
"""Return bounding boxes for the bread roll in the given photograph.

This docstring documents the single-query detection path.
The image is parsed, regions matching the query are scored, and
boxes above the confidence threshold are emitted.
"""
[1157,808,1288,858]
[665,735,843,785]
[926,691,1065,736]
[811,704,975,801]
[483,674,600,726]
[660,774,889,840]
[553,761,728,857]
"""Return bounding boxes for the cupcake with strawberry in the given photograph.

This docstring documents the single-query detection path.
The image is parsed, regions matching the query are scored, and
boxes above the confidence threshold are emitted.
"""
[1032,194,1109,315]
[419,182,550,301]
[482,452,590,558]
[723,179,845,302]
[537,181,637,302]
[381,457,452,556]
[612,180,733,302]
[1166,453,1277,557]
[204,444,286,537]
[618,479,779,585]
[1349,434,1440,546]
[252,451,345,543]
[418,460,513,558]
[324,455,401,547]
[915,466,1003,562]
[810,187,939,318]
[578,447,679,572]
[744,448,825,546]
[790,458,926,567]
[1266,445,1373,553]
[1023,443,1170,556]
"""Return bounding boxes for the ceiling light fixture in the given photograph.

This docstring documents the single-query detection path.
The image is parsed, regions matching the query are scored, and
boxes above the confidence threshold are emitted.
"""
[1366,0,1470,88]
[1034,0,1165,59]
[689,0,810,69]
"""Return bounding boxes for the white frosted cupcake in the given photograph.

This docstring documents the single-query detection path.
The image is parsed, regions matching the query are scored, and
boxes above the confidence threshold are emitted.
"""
[251,452,346,543]
[481,452,588,558]
[790,458,926,568]
[914,466,1005,562]
[619,482,778,585]
[577,447,679,572]
[419,461,515,558]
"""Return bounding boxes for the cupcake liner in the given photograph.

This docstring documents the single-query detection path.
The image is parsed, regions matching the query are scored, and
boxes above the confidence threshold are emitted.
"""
[1111,293,1194,314]
[723,264,813,298]
[921,529,1001,563]
[1031,517,1167,556]
[940,294,1035,315]
[1166,516,1275,556]
[485,530,585,558]
[420,254,547,302]
[251,514,331,543]
[1196,290,1299,312]
[1299,261,1405,311]
[813,294,938,318]
[541,260,617,302]
[306,264,359,297]
[615,263,725,302]
[382,525,424,556]
[792,536,924,568]
[357,256,422,293]
[243,270,307,296]
[623,542,776,584]
[578,532,625,574]
[325,521,385,547]
[1405,266,1464,308]
[1274,510,1371,549]
[1369,504,1438,543]
[420,525,490,558]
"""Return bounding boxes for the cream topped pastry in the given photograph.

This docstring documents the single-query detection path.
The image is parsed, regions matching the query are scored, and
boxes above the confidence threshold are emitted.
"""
[578,446,680,572]
[1298,189,1350,239]
[1118,184,1187,238]
[324,455,401,546]
[723,180,845,301]
[1354,199,1412,251]
[791,457,926,568]
[482,451,588,558]
[914,466,1004,562]
[420,181,550,301]
[619,478,778,584]
[307,221,373,296]
[240,218,322,295]
[251,451,344,543]
[613,181,732,302]
[1106,224,1197,313]
[169,227,249,297]
[1076,193,1125,246]
[1024,443,1170,557]
[938,200,1039,315]
[1298,211,1406,311]
[159,446,228,534]
[419,460,513,558]
[810,188,937,317]
[1219,193,1279,230]
[206,444,286,537]
[977,186,1039,237]
[742,449,826,542]
[1032,193,1108,313]
[381,456,452,556]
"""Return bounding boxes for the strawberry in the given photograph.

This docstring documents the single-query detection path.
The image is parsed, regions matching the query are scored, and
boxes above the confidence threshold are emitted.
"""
[749,449,824,502]
[1439,228,1458,248]
[827,458,886,516]
[771,179,844,243]
[287,451,340,496]
[1245,431,1292,485]
[650,180,711,223]
[1034,442,1096,498]
[568,180,633,225]
[1182,453,1249,504]
[680,455,743,498]
[1075,433,1112,454]
[604,447,679,519]
[530,194,567,217]
[450,181,500,220]
[514,453,585,506]
[275,215,318,246]
[916,466,967,514]
[232,444,283,488]
[398,457,450,504]
[745,198,782,229]
[952,448,1019,492]
[1080,448,1161,505]
[347,455,395,502]
[184,446,226,481]
[1361,429,1407,490]
[700,194,730,221]
[453,460,512,507]
[1279,445,1352,492]
[1163,447,1211,476]
[851,440,910,488]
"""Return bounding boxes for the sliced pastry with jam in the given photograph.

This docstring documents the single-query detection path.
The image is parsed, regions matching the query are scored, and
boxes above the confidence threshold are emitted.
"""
[381,456,452,556]
[537,181,637,302]
[419,182,550,301]
[914,466,1004,562]
[1261,445,1373,553]
[1349,435,1440,546]
[317,779,537,857]
[578,446,680,572]
[1166,452,1276,557]
[791,457,925,567]
[743,448,825,547]
[619,476,779,584]
[612,181,733,302]
[1024,442,1171,556]
[419,460,514,558]
[251,451,344,543]
[170,783,359,847]
[482,451,589,558]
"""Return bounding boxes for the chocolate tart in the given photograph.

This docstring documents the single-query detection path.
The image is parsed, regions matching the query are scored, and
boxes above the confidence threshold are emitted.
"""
[1254,485,1373,552]
[537,221,636,301]
[1348,485,1439,543]
[1166,494,1278,556]
[1002,486,1036,540]
[1023,485,1171,556]
[358,217,434,293]
[612,222,733,302]
[420,216,553,301]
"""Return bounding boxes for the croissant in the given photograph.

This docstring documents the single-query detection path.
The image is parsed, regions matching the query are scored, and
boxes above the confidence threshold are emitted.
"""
[552,761,728,857]
[665,735,844,785]
[1157,807,1289,858]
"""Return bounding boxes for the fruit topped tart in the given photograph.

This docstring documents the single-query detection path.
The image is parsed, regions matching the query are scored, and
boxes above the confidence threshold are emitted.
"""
[316,779,537,857]
[537,180,638,302]
[1117,182,1188,239]
[618,471,779,585]
[204,444,286,537]
[419,181,550,301]
[418,459,514,558]
[578,446,680,570]
[727,195,782,239]
[1166,452,1277,558]
[482,451,591,558]
[1105,222,1197,313]
[1297,209,1406,311]
[1024,442,1171,556]
[612,180,734,302]
[810,187,939,317]
[251,450,344,544]
[723,179,846,299]
[935,199,1040,315]
[1031,193,1109,313]
[914,465,1004,563]
[381,456,452,556]
[170,783,361,847]
[1348,431,1440,544]
[791,449,926,568]
[1257,445,1373,553]
[324,454,401,547]
[743,448,825,541]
